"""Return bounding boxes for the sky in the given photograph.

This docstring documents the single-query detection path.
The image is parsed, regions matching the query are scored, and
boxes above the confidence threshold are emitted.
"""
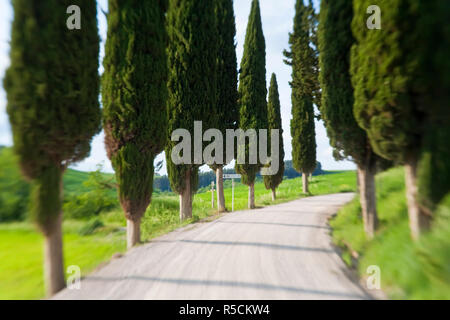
[0,0,355,174]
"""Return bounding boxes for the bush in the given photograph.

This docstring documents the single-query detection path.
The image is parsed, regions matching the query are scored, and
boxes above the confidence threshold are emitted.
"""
[78,219,104,236]
[63,166,118,219]
[63,192,116,220]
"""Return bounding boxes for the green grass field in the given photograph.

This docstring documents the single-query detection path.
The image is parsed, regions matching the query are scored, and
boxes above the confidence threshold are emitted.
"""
[0,169,356,300]
[330,167,450,299]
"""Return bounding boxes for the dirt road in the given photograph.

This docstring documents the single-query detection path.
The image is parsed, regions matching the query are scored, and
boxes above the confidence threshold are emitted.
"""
[54,193,371,300]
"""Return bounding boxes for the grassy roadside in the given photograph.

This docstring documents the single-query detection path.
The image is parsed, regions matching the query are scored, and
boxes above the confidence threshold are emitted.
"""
[0,170,356,300]
[330,167,450,299]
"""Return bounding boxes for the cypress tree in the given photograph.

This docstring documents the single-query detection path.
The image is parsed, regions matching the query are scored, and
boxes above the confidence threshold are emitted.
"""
[284,0,317,194]
[4,0,100,295]
[166,0,218,220]
[236,0,268,209]
[351,0,450,239]
[212,0,238,213]
[102,0,168,248]
[264,74,285,201]
[318,0,381,237]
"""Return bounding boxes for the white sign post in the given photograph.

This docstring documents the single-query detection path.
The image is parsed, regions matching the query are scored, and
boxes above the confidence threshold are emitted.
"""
[211,181,215,208]
[232,179,235,212]
[223,174,241,212]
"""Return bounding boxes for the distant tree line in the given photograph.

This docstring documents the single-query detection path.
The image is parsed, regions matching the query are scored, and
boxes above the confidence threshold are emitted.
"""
[153,161,323,193]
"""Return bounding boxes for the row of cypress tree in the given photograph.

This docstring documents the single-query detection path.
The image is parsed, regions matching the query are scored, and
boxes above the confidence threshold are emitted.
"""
[105,0,286,245]
[4,0,287,296]
[164,0,285,216]
[318,0,450,240]
[235,0,286,208]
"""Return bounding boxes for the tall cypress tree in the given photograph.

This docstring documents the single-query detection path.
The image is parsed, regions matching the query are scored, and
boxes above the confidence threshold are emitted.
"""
[4,0,100,295]
[212,0,238,213]
[351,0,450,239]
[236,0,268,209]
[264,73,285,201]
[166,0,217,220]
[102,0,168,248]
[284,0,317,194]
[318,0,380,237]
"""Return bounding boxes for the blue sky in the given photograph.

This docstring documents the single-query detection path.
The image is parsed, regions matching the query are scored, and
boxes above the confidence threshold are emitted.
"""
[0,0,355,174]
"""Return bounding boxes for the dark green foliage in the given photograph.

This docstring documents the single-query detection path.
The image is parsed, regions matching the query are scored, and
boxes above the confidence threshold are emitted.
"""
[351,0,450,210]
[318,0,366,164]
[211,0,238,171]
[0,148,30,222]
[166,0,217,194]
[235,0,268,186]
[102,0,168,219]
[284,0,317,175]
[215,0,238,131]
[418,127,450,211]
[4,0,100,232]
[264,74,285,191]
[306,1,321,110]
[317,0,383,171]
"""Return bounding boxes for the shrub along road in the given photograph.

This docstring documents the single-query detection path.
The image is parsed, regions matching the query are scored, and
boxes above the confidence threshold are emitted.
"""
[54,193,372,300]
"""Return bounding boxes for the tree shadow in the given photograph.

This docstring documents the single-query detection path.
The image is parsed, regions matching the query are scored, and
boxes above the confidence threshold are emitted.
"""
[152,239,334,253]
[85,275,370,299]
[216,220,331,230]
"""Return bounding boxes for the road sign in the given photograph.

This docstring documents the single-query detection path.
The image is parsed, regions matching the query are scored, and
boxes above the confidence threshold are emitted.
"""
[223,174,241,179]
[222,174,241,212]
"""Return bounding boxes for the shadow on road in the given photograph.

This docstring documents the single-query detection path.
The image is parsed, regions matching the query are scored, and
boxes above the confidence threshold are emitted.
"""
[85,275,369,299]
[216,220,331,230]
[151,239,334,253]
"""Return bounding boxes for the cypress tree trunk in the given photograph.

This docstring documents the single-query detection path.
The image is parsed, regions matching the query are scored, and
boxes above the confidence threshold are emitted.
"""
[216,167,226,213]
[44,213,65,297]
[126,217,141,249]
[271,188,276,201]
[180,170,193,221]
[405,157,431,240]
[357,164,377,238]
[38,165,65,297]
[302,173,309,194]
[248,183,255,209]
